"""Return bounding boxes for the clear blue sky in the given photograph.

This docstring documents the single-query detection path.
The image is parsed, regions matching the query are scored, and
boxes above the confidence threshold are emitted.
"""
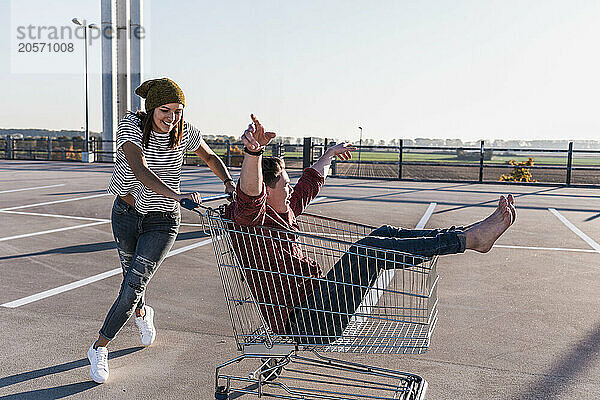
[1,0,599,142]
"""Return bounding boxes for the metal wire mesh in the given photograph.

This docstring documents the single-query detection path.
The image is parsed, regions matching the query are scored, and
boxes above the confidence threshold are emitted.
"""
[206,207,438,355]
[216,351,427,400]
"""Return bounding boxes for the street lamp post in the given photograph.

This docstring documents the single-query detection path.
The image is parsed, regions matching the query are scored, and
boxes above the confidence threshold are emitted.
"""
[72,18,97,163]
[357,126,363,176]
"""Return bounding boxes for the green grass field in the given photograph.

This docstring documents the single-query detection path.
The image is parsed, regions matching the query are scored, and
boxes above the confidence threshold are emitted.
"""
[197,147,598,166]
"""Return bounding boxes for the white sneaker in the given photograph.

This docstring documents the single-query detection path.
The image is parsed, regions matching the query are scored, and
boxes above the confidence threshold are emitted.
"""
[87,345,109,384]
[135,305,156,346]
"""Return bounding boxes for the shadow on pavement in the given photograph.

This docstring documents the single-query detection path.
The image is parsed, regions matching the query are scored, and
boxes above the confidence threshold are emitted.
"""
[585,212,600,222]
[228,383,259,399]
[0,381,97,399]
[0,346,143,392]
[315,192,597,215]
[519,323,600,400]
[0,241,116,261]
[47,190,108,196]
[0,231,208,261]
[175,231,210,241]
[434,186,560,214]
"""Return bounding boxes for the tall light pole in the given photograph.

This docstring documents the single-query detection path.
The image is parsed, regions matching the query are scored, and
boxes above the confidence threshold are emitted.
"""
[72,18,98,163]
[357,126,363,176]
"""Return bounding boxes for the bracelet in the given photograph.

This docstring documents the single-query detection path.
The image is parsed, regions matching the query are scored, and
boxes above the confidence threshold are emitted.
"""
[223,178,234,185]
[243,146,265,156]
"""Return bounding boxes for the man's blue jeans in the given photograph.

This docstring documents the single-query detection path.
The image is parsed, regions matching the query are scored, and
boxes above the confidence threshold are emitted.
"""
[99,197,180,341]
[287,225,466,344]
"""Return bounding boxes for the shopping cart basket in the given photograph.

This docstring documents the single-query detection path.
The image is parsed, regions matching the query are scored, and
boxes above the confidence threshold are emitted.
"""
[182,196,439,400]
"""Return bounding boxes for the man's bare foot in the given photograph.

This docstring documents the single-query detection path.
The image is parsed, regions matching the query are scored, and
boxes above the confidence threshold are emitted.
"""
[465,196,513,253]
[460,194,516,231]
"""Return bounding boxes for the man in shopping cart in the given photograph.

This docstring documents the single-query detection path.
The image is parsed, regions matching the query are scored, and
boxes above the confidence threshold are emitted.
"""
[225,114,516,344]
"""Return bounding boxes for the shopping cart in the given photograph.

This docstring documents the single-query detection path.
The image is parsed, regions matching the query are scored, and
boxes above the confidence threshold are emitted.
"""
[182,195,439,400]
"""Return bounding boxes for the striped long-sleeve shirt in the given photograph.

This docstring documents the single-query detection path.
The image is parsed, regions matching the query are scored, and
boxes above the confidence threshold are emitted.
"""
[107,113,203,214]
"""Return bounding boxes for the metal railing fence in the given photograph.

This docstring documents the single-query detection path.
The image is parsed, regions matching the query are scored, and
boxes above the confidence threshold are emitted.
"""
[2,136,599,187]
[313,140,600,187]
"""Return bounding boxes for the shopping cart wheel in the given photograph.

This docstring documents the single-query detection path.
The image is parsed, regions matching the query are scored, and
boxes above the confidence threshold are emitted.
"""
[260,358,283,382]
[215,385,228,399]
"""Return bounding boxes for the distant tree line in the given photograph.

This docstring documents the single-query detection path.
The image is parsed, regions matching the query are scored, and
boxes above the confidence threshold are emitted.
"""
[2,128,600,149]
[0,128,99,140]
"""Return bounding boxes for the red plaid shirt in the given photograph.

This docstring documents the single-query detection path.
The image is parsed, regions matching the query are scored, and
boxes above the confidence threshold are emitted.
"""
[224,168,324,334]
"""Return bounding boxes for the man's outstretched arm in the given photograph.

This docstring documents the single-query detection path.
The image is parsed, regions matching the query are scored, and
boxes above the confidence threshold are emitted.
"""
[238,114,276,196]
[310,142,357,178]
[289,143,357,216]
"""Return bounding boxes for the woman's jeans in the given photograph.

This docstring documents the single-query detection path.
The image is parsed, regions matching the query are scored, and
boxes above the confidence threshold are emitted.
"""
[99,197,180,341]
[287,225,466,344]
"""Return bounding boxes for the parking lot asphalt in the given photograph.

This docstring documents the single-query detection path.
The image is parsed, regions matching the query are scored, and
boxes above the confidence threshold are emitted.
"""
[1,160,599,400]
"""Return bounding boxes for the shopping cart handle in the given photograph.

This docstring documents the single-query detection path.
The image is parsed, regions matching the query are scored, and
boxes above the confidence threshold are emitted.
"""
[180,193,232,210]
[180,198,200,210]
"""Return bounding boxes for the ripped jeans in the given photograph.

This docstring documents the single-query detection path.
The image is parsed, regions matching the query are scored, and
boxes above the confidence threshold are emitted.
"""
[99,196,180,341]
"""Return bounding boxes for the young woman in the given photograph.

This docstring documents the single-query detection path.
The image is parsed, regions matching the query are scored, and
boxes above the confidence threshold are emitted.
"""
[87,78,235,384]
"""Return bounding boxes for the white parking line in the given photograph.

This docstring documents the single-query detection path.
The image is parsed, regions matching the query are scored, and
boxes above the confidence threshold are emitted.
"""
[1,269,123,309]
[1,238,214,308]
[0,193,111,211]
[312,196,328,203]
[548,208,600,252]
[494,244,598,253]
[0,221,109,242]
[416,203,437,229]
[352,202,437,323]
[164,238,214,257]
[0,210,109,222]
[0,184,65,194]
